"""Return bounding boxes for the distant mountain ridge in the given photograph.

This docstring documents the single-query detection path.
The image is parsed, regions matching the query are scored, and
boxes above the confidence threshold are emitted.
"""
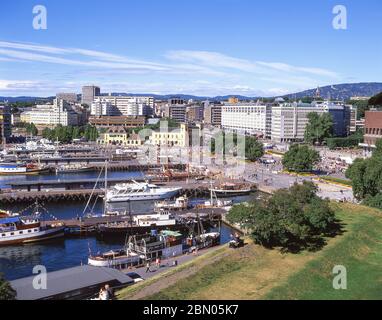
[1,82,381,103]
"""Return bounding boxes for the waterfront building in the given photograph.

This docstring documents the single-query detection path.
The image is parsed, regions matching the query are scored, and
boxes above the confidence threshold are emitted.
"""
[97,126,129,145]
[93,96,154,117]
[221,103,271,137]
[20,99,79,127]
[126,131,145,146]
[81,85,100,106]
[89,115,146,128]
[150,123,189,147]
[359,110,382,152]
[0,105,11,144]
[56,92,78,103]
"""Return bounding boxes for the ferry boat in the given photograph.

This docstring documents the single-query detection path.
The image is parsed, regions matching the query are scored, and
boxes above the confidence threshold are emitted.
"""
[55,163,95,174]
[105,180,182,203]
[0,216,65,246]
[0,163,51,175]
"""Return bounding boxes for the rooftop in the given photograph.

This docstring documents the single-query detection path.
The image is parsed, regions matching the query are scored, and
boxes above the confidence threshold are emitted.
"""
[11,265,134,300]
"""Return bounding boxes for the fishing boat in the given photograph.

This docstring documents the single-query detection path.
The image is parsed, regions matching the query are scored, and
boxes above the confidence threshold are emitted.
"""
[0,163,51,175]
[209,182,253,197]
[186,232,220,251]
[88,249,140,268]
[105,180,182,203]
[154,196,189,211]
[55,163,95,174]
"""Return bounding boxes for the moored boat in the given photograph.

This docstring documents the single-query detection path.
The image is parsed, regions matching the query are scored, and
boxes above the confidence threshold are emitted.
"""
[0,216,65,246]
[0,163,51,175]
[209,182,254,197]
[154,196,189,211]
[105,180,182,203]
[55,163,95,174]
[88,249,140,267]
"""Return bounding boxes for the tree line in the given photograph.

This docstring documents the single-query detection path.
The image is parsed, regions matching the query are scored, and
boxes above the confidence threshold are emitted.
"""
[42,124,99,143]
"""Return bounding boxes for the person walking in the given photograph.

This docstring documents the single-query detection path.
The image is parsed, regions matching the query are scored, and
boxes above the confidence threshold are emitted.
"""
[145,261,151,273]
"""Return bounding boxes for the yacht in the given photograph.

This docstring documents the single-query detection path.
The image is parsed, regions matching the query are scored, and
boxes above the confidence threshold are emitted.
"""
[105,180,182,203]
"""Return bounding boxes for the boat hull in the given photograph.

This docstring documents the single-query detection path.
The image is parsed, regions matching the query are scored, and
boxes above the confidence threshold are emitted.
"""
[209,189,252,197]
[0,227,65,246]
[106,189,182,203]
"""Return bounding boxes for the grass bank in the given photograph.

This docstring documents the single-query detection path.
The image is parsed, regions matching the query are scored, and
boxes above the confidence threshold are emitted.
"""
[119,203,382,300]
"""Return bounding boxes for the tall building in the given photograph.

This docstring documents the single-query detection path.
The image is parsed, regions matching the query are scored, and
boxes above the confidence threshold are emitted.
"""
[204,103,222,127]
[165,104,187,123]
[56,93,78,103]
[20,99,79,127]
[0,105,11,144]
[313,101,351,137]
[186,104,204,123]
[221,103,271,137]
[81,85,100,106]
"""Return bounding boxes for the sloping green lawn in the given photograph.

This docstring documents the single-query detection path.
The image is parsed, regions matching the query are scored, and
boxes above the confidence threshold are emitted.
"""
[121,203,382,300]
[266,203,382,300]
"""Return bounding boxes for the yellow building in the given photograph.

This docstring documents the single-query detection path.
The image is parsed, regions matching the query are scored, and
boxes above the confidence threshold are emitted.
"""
[228,96,239,104]
[97,126,129,145]
[126,131,145,146]
[150,123,188,147]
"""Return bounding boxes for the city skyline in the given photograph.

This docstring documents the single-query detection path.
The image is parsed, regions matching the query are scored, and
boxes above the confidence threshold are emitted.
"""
[0,0,381,97]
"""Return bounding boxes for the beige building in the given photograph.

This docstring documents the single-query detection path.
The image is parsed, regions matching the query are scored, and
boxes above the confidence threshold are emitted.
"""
[150,123,189,147]
[97,126,129,146]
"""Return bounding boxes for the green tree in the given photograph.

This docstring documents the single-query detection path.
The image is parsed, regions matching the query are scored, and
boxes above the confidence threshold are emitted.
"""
[226,181,336,252]
[245,136,264,161]
[282,144,320,173]
[368,92,382,107]
[26,123,38,136]
[0,274,16,300]
[304,112,333,145]
[346,139,382,206]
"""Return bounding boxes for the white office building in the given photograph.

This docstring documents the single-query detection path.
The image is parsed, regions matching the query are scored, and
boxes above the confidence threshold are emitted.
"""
[93,96,154,116]
[20,99,79,127]
[271,102,326,142]
[221,103,271,136]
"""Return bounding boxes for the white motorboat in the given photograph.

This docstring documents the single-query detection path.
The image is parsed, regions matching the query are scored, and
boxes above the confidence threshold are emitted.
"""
[105,180,182,203]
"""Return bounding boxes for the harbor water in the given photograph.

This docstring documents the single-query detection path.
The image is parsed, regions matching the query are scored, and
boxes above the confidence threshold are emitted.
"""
[0,171,260,281]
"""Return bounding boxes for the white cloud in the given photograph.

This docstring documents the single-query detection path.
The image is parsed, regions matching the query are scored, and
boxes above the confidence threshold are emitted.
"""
[0,40,341,96]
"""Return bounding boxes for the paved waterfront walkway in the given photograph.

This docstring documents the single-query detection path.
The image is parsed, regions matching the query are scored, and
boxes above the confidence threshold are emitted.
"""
[121,245,224,280]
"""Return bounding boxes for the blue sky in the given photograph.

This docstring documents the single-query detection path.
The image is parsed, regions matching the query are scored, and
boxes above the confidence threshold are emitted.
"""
[0,0,381,97]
